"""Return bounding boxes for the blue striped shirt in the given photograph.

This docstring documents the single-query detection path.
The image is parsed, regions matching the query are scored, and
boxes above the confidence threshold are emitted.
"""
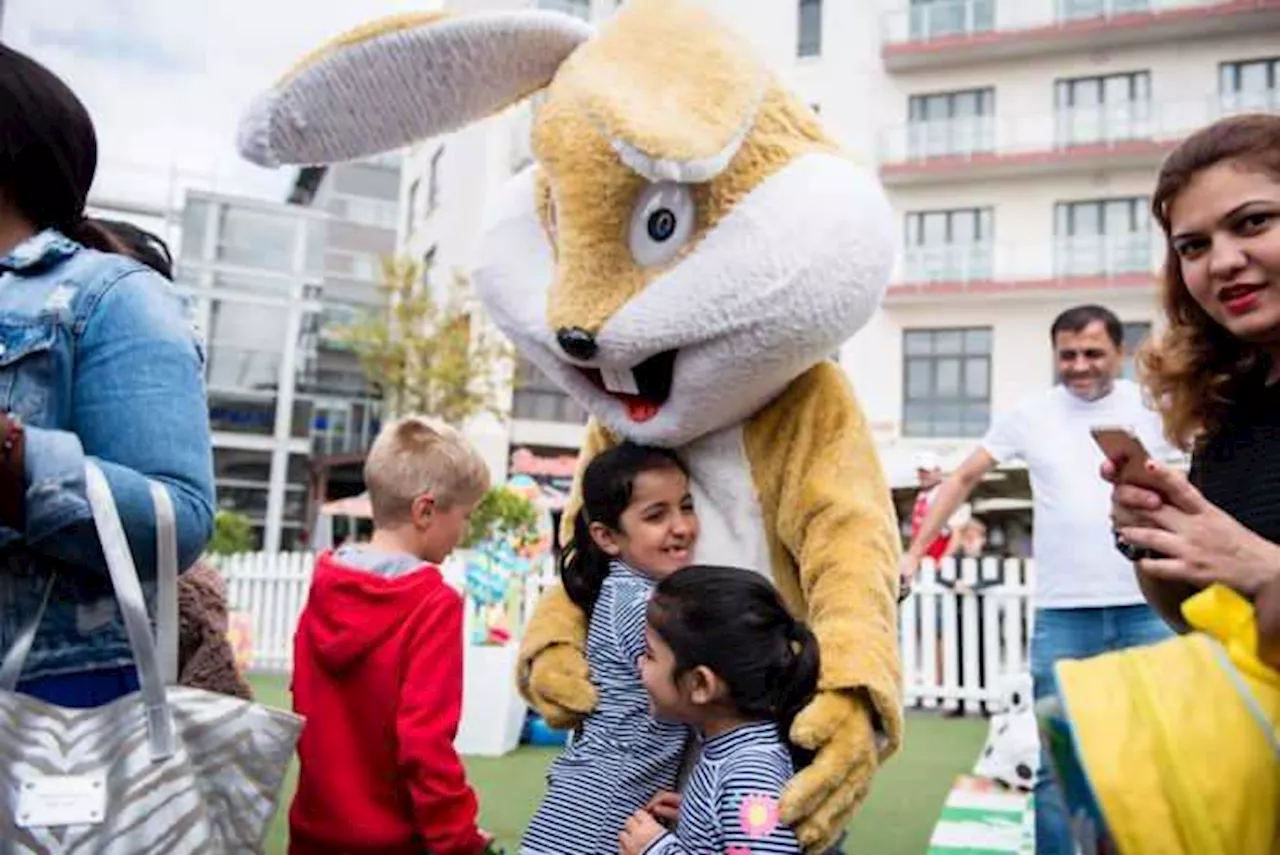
[646,722,802,855]
[522,561,692,855]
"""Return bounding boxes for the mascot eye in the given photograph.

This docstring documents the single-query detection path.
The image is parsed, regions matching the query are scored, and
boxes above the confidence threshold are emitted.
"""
[628,182,695,268]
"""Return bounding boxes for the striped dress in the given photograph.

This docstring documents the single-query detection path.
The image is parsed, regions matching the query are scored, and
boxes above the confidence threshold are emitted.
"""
[522,561,692,855]
[646,721,803,855]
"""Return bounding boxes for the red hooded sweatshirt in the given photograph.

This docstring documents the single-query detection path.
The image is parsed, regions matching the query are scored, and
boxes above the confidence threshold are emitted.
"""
[288,551,486,855]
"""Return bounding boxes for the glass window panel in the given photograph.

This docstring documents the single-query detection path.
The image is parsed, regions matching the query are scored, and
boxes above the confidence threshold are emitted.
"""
[935,358,961,395]
[964,357,989,399]
[904,331,933,356]
[1241,61,1270,94]
[922,212,948,244]
[964,328,992,353]
[951,211,977,243]
[932,404,962,437]
[933,330,963,355]
[906,359,932,397]
[214,448,272,483]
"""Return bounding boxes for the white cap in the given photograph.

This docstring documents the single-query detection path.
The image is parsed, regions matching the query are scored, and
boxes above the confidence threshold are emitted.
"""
[915,451,941,472]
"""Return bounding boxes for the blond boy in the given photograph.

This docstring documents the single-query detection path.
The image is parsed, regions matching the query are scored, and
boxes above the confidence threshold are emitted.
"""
[289,416,498,855]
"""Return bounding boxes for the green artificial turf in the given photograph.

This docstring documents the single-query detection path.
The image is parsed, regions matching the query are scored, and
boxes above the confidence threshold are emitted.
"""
[250,674,988,854]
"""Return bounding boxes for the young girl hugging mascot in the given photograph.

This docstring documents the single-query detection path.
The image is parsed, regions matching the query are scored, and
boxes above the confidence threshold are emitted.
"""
[236,1,904,849]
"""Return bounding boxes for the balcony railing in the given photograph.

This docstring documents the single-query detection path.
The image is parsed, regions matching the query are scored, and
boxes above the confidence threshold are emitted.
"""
[892,235,1160,293]
[882,0,1269,48]
[902,244,996,284]
[880,94,1278,171]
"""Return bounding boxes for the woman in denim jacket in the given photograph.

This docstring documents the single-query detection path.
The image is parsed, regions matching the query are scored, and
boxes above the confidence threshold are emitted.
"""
[0,47,214,705]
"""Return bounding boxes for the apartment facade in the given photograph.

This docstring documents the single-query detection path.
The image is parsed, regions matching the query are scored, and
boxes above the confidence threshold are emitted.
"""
[175,157,401,551]
[400,0,1280,534]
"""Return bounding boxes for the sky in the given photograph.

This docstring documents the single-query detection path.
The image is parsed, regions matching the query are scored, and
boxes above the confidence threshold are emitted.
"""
[8,0,441,210]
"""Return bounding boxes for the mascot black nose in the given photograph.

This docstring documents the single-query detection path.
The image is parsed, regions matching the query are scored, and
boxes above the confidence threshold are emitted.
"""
[556,327,598,360]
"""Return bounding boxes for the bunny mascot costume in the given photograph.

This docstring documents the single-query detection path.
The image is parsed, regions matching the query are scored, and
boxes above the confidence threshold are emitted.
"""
[238,1,903,849]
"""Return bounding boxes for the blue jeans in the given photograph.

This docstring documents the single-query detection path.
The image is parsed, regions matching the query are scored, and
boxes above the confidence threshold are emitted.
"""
[1030,604,1173,855]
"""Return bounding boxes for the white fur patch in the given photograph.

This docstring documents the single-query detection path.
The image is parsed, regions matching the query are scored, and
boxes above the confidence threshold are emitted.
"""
[473,153,894,449]
[683,426,770,576]
[238,11,593,167]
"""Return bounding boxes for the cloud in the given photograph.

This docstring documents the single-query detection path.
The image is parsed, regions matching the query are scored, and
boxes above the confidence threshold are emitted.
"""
[9,0,442,206]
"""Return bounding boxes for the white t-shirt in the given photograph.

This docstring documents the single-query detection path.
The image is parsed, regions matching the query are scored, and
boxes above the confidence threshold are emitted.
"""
[981,379,1180,608]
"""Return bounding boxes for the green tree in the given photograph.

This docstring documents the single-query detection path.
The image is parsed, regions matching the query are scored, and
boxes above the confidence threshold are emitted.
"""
[340,256,513,425]
[342,255,535,550]
[207,510,255,556]
[462,485,540,550]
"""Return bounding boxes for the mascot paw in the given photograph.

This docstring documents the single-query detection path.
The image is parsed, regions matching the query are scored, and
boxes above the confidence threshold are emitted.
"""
[526,643,598,730]
[781,691,879,853]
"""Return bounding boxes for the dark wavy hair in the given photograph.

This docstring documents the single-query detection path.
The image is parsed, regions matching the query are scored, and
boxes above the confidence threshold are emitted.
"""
[647,565,821,769]
[1143,113,1280,449]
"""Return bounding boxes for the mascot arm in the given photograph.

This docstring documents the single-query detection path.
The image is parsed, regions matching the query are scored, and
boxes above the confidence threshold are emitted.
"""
[773,364,903,753]
[752,364,903,851]
[515,418,618,726]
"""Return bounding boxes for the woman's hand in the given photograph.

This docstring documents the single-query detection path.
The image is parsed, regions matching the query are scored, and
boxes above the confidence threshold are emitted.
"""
[619,809,666,855]
[1110,459,1280,597]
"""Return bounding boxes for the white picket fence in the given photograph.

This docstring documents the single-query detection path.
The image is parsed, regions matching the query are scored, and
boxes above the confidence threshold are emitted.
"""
[214,552,1036,714]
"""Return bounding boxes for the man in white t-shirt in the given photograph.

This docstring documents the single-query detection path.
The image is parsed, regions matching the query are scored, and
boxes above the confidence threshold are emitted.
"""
[901,305,1177,855]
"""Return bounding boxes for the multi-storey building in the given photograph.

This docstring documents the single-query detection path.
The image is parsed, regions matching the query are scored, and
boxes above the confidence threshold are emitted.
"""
[400,0,1280,541]
[175,156,401,551]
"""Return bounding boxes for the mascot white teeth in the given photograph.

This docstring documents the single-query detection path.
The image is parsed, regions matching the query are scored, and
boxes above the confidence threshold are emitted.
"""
[238,1,903,848]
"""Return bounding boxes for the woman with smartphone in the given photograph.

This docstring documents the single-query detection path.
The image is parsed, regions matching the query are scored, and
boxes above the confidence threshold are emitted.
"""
[1105,112,1280,658]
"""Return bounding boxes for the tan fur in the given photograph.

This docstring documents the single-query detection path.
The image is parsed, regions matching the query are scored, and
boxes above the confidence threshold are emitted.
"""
[562,0,763,167]
[533,0,834,333]
[743,361,903,759]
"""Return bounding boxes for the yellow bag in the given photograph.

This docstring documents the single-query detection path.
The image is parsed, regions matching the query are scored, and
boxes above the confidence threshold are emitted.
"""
[1055,585,1280,855]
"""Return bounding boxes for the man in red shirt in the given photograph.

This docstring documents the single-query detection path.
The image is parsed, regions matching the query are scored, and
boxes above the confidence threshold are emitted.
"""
[289,416,498,855]
[910,451,966,563]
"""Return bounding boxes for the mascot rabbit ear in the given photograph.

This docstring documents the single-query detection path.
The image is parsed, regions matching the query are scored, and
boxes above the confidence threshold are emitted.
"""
[237,10,593,167]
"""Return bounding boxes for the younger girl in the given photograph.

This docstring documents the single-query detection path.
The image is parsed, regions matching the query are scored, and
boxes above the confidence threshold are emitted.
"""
[522,443,698,855]
[620,565,820,855]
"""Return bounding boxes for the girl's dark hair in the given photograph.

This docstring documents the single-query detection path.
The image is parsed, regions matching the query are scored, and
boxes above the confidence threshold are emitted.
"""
[561,442,689,614]
[80,218,174,280]
[0,46,98,241]
[648,565,820,768]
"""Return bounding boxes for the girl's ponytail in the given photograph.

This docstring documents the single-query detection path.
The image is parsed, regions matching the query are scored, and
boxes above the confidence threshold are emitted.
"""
[774,619,821,769]
[560,508,612,616]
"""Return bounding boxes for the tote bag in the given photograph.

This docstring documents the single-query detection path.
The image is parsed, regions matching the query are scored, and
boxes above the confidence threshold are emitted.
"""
[0,462,302,853]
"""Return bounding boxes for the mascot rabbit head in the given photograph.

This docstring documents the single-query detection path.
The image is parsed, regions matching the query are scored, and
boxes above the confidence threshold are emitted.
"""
[238,0,894,448]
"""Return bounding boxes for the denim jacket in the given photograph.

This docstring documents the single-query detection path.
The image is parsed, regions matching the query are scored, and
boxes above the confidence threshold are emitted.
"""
[0,229,214,682]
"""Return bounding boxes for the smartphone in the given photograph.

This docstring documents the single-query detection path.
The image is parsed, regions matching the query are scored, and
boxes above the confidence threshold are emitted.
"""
[1090,425,1156,487]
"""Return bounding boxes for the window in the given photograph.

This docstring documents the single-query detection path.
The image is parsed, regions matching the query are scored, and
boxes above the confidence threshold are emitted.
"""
[1221,57,1280,112]
[903,208,994,282]
[798,0,822,58]
[909,0,995,41]
[1058,0,1149,22]
[903,328,992,439]
[1054,197,1151,277]
[428,147,445,212]
[907,88,995,159]
[1055,71,1151,146]
[1121,322,1151,382]
[512,358,588,424]
[404,178,420,236]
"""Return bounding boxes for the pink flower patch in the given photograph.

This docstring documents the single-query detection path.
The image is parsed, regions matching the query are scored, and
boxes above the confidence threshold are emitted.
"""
[726,848,753,855]
[737,794,780,839]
